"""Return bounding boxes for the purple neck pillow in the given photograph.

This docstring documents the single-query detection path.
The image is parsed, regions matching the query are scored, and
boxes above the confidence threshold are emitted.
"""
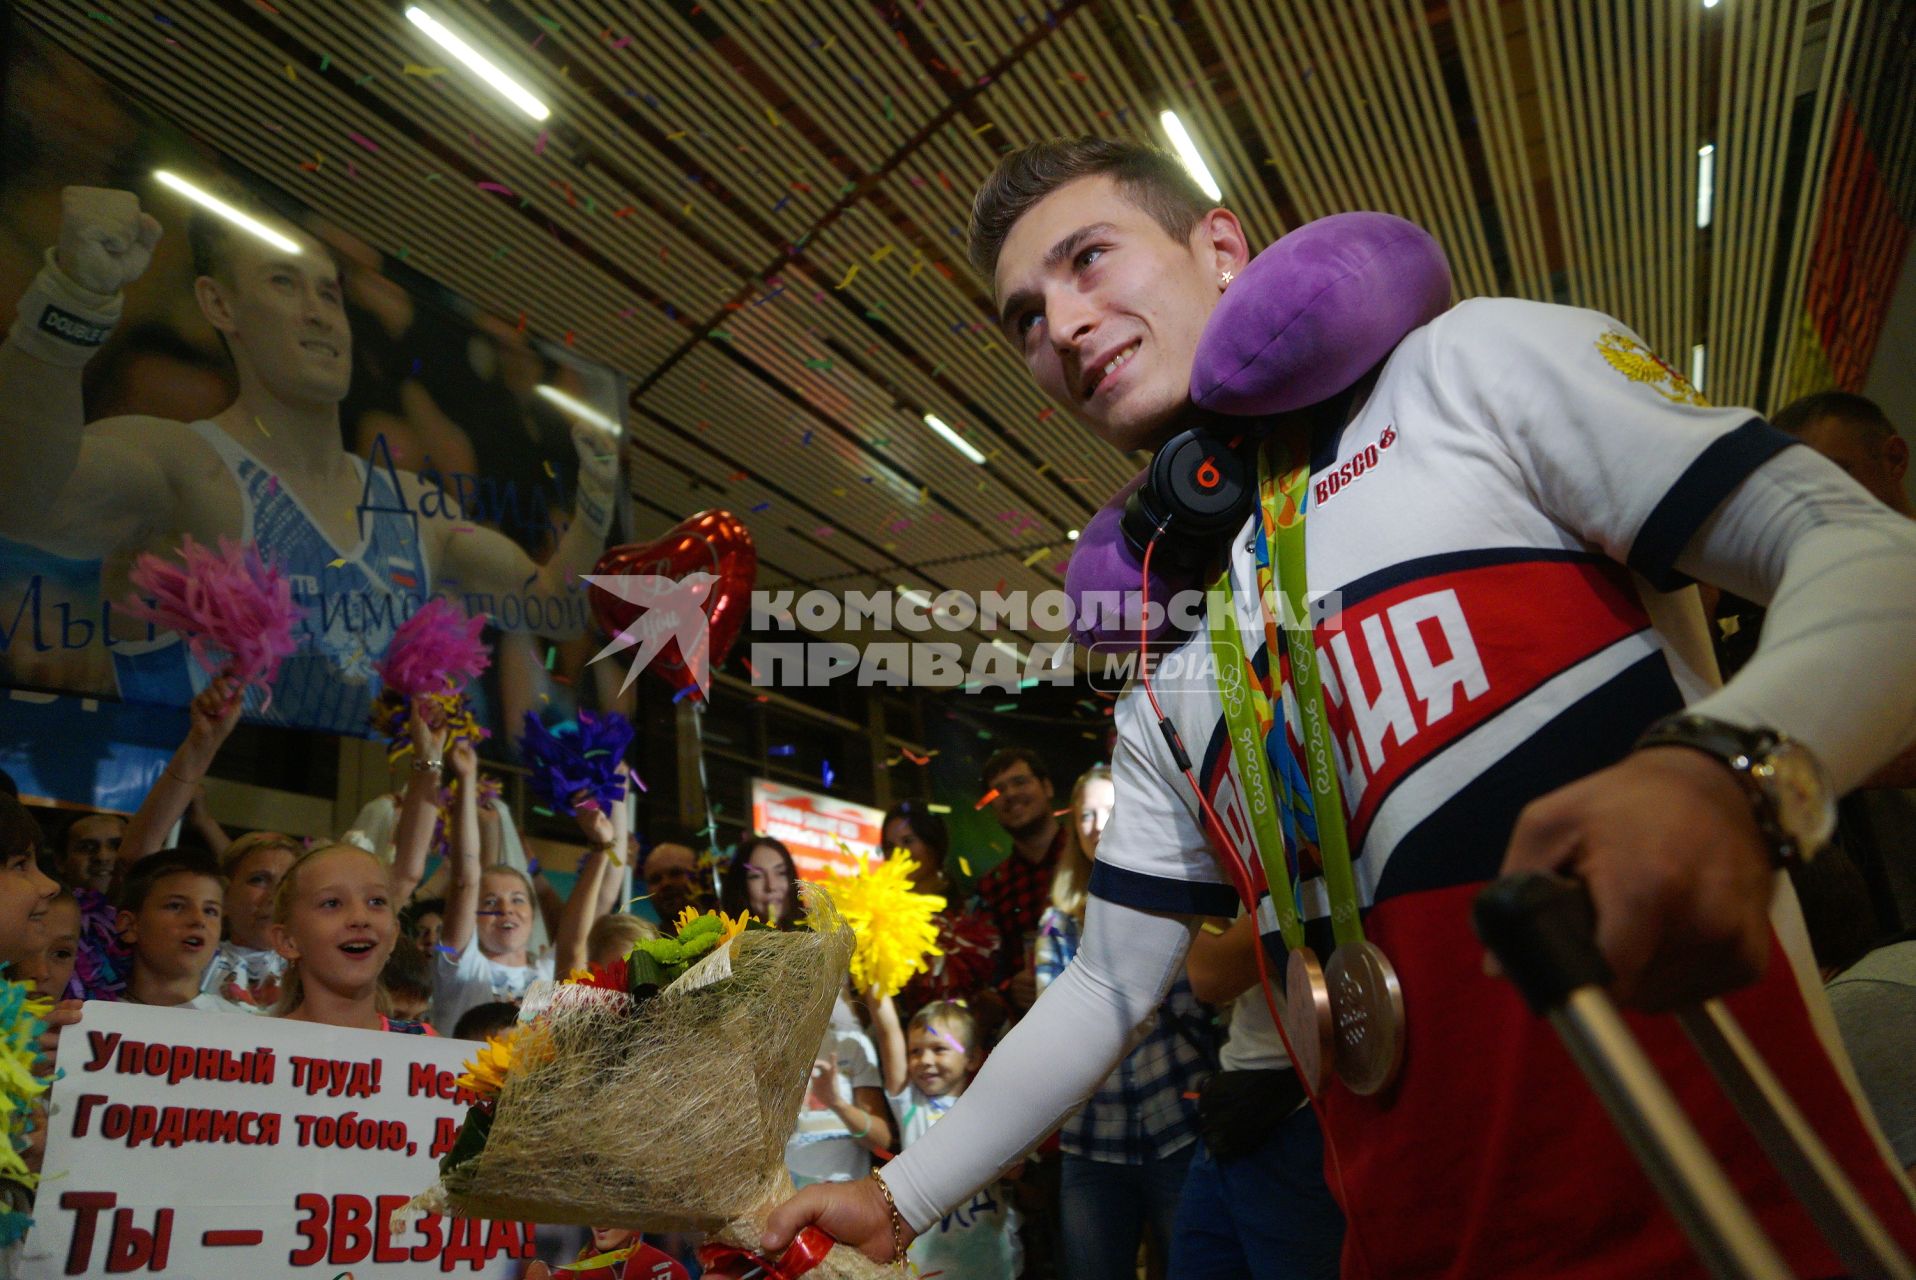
[1064,212,1452,651]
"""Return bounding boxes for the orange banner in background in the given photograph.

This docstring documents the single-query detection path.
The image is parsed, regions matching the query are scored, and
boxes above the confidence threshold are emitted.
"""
[750,778,884,880]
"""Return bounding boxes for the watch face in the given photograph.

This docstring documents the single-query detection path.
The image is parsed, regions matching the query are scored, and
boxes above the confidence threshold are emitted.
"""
[1754,742,1837,853]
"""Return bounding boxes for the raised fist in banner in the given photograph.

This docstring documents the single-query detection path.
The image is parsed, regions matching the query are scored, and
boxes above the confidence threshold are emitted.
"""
[55,186,162,297]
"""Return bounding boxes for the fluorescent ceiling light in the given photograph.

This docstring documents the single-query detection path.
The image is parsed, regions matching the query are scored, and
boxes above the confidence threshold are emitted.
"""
[1696,143,1715,229]
[152,171,302,254]
[535,383,620,433]
[923,413,986,465]
[406,6,551,121]
[1159,110,1222,201]
[1690,343,1707,393]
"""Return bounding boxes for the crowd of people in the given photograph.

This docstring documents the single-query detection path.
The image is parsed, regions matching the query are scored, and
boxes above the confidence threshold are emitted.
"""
[1,130,1913,1280]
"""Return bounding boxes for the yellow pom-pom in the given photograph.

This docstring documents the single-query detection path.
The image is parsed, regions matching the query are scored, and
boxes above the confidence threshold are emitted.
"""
[816,851,946,998]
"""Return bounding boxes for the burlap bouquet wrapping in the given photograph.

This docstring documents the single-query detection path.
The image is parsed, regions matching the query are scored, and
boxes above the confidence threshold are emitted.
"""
[402,888,890,1278]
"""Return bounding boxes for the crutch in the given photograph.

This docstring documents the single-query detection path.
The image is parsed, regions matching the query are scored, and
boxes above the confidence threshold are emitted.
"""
[1472,872,1915,1280]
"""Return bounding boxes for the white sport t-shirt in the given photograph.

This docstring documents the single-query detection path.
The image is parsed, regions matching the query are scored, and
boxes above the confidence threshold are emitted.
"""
[1090,298,1910,1278]
[432,933,555,1033]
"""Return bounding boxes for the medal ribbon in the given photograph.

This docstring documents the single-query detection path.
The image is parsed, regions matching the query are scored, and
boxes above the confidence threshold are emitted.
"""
[1203,571,1304,950]
[1202,433,1366,950]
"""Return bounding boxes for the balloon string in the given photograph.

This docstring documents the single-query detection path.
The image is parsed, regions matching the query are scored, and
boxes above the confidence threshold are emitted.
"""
[690,702,725,902]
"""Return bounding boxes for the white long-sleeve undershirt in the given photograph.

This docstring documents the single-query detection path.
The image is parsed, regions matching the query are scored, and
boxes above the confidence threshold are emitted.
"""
[879,445,1916,1228]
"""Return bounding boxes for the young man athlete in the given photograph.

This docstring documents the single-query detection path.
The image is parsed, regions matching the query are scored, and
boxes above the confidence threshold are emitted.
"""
[739,139,1916,1277]
[0,185,618,733]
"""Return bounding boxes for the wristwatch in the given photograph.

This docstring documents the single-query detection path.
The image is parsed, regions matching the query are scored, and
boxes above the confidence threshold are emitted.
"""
[1635,713,1837,865]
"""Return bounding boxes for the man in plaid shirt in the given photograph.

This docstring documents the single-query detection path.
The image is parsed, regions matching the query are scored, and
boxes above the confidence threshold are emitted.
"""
[976,747,1067,1010]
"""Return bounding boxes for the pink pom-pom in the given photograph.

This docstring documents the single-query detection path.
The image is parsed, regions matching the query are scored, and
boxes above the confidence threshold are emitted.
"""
[122,536,303,709]
[378,598,491,698]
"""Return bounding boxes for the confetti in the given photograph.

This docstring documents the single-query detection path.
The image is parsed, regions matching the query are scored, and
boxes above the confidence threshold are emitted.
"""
[1021,546,1052,567]
[926,802,952,815]
[974,788,1000,810]
[254,416,271,438]
[959,857,973,877]
[327,558,347,569]
[750,501,771,513]
[835,264,861,290]
[822,760,836,788]
[768,744,796,757]
[348,131,379,153]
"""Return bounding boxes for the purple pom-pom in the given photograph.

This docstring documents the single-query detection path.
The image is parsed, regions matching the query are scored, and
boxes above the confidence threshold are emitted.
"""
[380,599,491,698]
[518,709,635,815]
[68,888,129,1001]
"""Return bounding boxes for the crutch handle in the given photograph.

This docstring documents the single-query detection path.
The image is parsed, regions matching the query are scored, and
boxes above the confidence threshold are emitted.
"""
[1472,872,1610,1015]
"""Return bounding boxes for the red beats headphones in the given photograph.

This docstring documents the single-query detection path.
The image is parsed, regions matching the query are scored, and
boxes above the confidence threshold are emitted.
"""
[1118,409,1265,572]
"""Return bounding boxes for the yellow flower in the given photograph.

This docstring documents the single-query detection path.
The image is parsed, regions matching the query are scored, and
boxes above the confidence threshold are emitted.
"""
[673,905,757,946]
[454,1023,551,1100]
[818,852,945,998]
[455,1034,514,1100]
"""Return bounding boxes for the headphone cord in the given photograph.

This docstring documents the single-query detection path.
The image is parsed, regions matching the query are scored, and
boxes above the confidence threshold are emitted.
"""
[1135,524,1374,1279]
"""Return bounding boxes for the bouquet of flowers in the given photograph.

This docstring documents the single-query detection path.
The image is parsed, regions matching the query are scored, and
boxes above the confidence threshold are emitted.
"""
[402,890,887,1278]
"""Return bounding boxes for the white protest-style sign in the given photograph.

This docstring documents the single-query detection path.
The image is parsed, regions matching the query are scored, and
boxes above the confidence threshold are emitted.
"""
[19,1003,532,1278]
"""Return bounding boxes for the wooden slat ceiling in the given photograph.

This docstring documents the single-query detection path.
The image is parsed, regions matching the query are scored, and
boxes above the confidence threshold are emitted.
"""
[19,0,1906,658]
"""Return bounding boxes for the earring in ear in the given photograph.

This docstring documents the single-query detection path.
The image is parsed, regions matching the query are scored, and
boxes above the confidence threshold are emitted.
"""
[1219,269,1235,288]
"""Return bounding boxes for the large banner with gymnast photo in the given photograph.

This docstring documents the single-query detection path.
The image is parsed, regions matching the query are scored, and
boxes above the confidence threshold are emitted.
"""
[0,18,633,741]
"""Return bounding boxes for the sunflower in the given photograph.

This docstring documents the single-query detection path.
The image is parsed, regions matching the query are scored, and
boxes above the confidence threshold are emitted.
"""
[455,1035,514,1101]
[455,1023,551,1101]
[673,905,756,947]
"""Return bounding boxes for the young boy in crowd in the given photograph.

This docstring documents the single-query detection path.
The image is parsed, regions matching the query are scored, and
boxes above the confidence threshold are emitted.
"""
[872,997,1022,1277]
[116,849,248,1012]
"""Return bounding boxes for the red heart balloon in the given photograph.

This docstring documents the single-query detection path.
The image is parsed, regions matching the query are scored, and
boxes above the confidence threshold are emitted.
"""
[586,510,756,702]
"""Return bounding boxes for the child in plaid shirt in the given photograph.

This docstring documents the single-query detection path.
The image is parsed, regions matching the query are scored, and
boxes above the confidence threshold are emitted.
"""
[1035,765,1214,1280]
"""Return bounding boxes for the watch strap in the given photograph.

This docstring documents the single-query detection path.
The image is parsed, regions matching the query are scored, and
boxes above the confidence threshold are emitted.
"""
[1635,713,1804,865]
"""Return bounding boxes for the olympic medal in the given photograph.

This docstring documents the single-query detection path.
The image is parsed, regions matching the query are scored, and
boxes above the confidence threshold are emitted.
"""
[1325,940,1406,1096]
[1282,945,1335,1094]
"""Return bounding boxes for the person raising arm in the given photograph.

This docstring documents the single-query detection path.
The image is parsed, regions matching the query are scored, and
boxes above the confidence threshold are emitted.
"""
[552,773,629,978]
[0,187,177,560]
[121,676,244,867]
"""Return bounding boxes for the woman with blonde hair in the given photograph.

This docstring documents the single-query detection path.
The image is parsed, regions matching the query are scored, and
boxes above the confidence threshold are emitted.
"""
[1035,764,1215,1280]
[201,830,302,1008]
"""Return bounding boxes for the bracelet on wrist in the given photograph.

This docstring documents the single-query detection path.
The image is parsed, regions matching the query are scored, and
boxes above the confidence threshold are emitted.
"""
[869,1170,906,1261]
[411,756,443,774]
